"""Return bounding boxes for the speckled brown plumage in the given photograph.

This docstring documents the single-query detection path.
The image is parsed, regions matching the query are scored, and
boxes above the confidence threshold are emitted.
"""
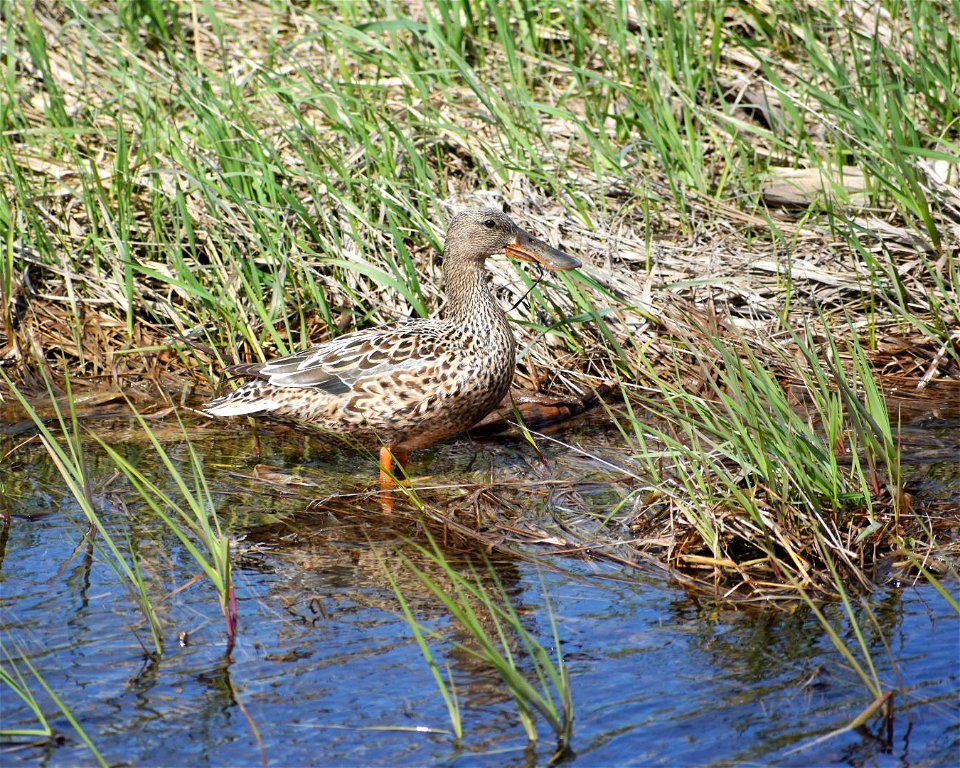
[204,208,580,484]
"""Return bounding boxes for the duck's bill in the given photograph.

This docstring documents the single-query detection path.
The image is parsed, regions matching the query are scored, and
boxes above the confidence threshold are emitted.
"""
[505,230,580,271]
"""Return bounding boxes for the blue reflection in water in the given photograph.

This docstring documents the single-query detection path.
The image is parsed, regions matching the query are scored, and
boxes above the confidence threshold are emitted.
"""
[1,418,958,767]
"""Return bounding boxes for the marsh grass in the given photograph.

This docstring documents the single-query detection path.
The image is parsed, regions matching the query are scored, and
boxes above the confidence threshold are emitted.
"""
[787,543,900,755]
[2,0,956,394]
[0,640,107,766]
[390,534,573,759]
[94,404,238,647]
[385,555,464,744]
[586,314,953,601]
[3,372,165,654]
[3,373,238,650]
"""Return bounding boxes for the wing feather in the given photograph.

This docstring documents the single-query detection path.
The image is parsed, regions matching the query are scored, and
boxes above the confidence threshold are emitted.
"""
[230,320,451,393]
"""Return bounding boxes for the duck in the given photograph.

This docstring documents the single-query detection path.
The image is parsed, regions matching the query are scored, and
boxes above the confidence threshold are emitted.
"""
[204,208,580,485]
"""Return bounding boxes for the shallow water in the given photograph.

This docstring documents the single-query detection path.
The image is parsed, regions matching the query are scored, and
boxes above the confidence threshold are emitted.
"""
[1,403,958,766]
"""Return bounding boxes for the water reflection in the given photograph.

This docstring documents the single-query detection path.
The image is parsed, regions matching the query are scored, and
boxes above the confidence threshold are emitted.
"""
[1,407,957,766]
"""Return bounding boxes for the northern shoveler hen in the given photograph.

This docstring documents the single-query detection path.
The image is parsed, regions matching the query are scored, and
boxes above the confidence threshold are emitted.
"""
[204,208,580,485]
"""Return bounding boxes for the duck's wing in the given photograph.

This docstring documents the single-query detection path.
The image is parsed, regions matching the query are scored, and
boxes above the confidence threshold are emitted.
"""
[226,322,447,396]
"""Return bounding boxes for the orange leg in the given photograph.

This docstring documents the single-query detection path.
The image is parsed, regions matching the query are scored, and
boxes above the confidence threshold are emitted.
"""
[379,446,410,488]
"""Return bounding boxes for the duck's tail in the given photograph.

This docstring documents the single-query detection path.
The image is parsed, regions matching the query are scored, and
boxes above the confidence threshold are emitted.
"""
[204,381,281,417]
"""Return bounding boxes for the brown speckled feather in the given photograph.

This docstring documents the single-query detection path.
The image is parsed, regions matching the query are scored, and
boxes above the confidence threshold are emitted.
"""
[204,208,579,462]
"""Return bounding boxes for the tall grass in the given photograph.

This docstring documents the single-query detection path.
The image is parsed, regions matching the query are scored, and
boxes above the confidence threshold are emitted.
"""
[3,373,238,650]
[3,372,165,654]
[620,317,908,596]
[2,0,955,395]
[94,404,238,648]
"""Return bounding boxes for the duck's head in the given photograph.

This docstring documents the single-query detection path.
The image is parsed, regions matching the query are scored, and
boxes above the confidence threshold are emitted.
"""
[444,208,580,271]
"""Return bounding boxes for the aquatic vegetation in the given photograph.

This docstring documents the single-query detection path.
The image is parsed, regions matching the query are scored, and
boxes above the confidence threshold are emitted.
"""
[3,373,165,654]
[600,318,951,601]
[1,640,106,766]
[388,534,573,759]
[94,405,239,650]
[4,374,238,650]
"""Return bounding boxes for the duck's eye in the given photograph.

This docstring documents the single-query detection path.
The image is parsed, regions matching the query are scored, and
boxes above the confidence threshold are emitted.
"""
[483,219,496,228]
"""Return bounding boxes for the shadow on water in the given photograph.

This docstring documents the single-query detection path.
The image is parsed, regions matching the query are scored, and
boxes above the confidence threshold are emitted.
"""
[0,395,957,766]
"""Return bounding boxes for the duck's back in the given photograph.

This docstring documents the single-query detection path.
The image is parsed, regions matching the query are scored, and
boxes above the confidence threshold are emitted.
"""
[204,314,516,451]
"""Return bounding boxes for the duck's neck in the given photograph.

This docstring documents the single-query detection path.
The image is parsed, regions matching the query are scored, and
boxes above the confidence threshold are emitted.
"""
[442,253,510,335]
